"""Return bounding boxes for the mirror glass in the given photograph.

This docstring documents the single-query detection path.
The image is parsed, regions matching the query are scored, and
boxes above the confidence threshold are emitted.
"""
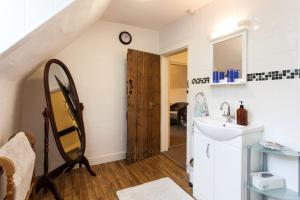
[48,63,82,160]
[213,36,242,77]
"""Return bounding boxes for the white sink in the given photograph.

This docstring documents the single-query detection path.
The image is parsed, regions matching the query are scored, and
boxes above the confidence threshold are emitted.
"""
[193,117,264,141]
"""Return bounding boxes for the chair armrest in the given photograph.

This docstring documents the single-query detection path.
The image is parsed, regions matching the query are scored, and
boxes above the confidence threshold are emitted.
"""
[0,132,36,200]
[24,132,35,152]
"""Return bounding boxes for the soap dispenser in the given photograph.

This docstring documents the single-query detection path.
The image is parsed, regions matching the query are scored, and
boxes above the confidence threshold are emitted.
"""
[237,101,248,126]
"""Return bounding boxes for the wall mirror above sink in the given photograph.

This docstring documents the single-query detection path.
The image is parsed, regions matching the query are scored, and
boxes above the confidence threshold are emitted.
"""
[210,29,248,85]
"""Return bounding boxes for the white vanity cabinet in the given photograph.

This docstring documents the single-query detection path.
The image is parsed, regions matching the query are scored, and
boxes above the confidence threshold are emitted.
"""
[194,134,215,200]
[193,123,262,200]
[214,140,242,200]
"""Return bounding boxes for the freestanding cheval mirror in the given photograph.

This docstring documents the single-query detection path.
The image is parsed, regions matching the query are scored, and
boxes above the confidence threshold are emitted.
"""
[36,59,95,200]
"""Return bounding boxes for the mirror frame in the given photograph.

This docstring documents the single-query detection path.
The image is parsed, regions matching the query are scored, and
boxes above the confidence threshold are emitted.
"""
[44,59,86,162]
[210,29,248,85]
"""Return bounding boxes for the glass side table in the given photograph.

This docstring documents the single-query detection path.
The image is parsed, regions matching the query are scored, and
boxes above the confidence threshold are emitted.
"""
[247,144,300,200]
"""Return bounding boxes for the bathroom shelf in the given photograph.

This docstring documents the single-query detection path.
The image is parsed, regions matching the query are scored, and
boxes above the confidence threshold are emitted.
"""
[250,144,300,157]
[248,185,300,200]
[247,144,300,200]
[210,81,247,86]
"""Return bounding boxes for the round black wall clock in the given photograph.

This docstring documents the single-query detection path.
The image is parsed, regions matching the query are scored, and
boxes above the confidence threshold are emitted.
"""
[119,31,132,45]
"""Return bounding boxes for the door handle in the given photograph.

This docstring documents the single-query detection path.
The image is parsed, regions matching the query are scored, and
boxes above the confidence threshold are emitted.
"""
[206,144,210,159]
[128,79,133,95]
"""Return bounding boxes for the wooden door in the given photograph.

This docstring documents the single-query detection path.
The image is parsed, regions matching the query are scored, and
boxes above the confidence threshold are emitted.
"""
[127,49,161,163]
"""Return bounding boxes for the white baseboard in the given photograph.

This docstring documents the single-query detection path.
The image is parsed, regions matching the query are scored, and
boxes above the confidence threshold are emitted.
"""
[36,152,126,175]
[88,152,126,166]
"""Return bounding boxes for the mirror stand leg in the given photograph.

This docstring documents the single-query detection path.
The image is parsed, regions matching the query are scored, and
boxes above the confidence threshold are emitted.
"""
[36,108,63,200]
[48,163,72,179]
[80,156,96,176]
[66,164,76,172]
[36,176,63,200]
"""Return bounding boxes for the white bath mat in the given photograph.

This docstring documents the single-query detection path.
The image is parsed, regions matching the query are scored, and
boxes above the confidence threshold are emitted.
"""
[116,177,194,200]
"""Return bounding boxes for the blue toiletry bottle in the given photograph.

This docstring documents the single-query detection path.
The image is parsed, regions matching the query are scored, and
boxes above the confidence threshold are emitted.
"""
[213,71,219,83]
[234,70,239,79]
[227,69,234,82]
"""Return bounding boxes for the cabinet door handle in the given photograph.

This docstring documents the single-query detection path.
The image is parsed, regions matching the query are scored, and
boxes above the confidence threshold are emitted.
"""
[206,144,210,159]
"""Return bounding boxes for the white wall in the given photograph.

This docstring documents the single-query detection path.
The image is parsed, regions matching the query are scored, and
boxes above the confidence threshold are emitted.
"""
[0,77,22,199]
[160,0,300,193]
[169,64,187,104]
[21,20,159,174]
[0,78,22,144]
[168,51,188,104]
[0,0,89,196]
[169,88,187,104]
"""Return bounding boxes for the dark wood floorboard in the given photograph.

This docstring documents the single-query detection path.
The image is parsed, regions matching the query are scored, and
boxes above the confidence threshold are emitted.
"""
[169,125,186,147]
[37,154,192,200]
[164,125,187,168]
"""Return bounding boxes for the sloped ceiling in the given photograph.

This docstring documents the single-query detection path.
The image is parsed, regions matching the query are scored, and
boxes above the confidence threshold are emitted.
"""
[0,0,213,81]
[0,0,110,81]
[102,0,212,30]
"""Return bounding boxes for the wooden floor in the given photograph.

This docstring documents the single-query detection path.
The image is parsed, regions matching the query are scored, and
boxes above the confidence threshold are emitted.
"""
[169,125,186,147]
[37,154,192,200]
[164,125,187,168]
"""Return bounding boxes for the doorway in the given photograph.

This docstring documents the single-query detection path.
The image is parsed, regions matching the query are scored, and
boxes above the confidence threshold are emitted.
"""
[163,49,188,168]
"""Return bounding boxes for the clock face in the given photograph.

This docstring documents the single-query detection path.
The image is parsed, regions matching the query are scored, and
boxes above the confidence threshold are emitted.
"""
[119,31,132,45]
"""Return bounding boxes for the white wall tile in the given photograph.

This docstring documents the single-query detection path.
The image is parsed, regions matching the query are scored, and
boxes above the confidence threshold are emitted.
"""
[159,0,300,191]
[297,0,300,67]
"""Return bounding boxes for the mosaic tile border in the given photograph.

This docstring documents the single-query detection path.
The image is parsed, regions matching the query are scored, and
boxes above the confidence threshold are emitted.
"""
[191,77,210,84]
[191,68,300,84]
[247,68,300,82]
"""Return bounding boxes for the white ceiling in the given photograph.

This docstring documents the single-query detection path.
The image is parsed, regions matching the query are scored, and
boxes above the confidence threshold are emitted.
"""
[102,0,212,30]
[0,0,212,81]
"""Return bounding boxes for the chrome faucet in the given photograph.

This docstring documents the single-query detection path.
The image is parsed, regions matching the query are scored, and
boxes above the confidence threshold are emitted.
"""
[220,101,234,122]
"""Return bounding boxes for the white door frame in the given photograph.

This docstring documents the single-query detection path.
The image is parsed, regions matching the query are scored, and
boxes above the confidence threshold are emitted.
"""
[160,41,191,170]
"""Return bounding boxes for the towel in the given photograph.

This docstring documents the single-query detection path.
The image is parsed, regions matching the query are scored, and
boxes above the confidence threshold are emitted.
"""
[0,132,36,200]
[193,102,206,117]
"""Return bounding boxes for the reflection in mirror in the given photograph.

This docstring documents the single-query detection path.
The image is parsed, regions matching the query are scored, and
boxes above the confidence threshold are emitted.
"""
[213,36,242,77]
[48,63,81,159]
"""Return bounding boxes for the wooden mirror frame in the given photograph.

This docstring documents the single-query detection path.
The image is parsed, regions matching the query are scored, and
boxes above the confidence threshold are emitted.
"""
[36,59,95,200]
[44,59,86,162]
